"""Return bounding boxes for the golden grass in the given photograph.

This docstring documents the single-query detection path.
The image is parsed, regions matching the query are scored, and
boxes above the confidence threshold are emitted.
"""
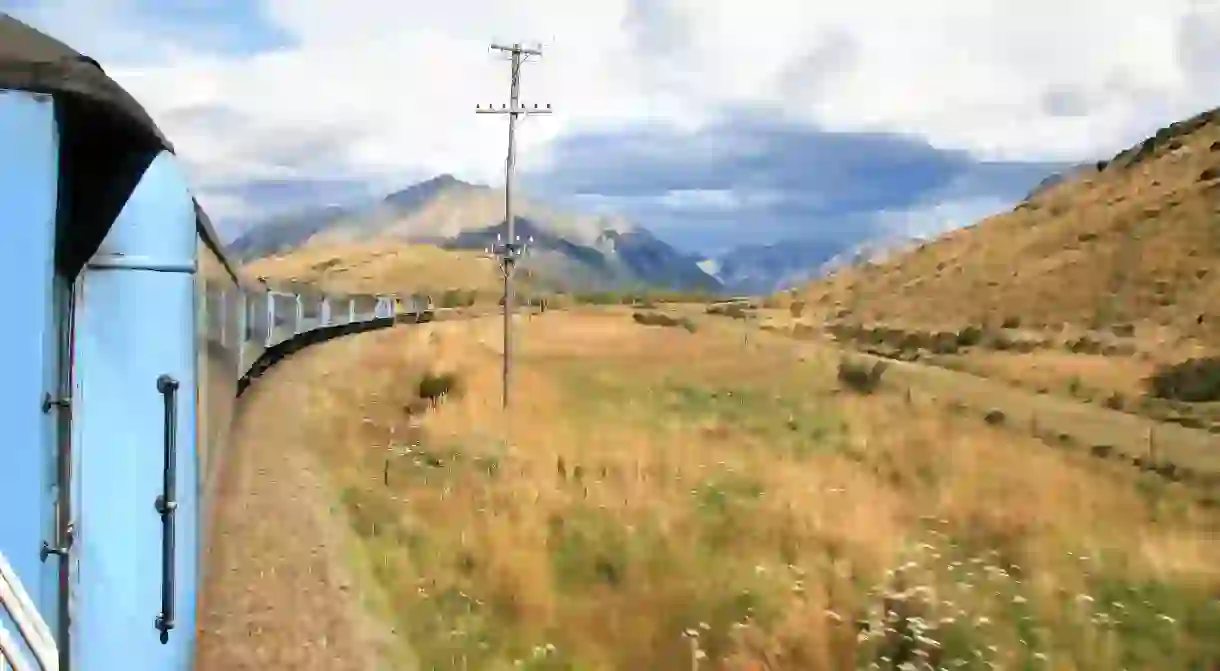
[278,311,1220,670]
[799,109,1220,353]
[935,349,1156,400]
[243,239,504,297]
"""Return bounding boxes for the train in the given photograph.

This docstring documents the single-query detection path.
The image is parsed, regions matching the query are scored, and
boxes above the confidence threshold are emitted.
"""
[0,15,432,671]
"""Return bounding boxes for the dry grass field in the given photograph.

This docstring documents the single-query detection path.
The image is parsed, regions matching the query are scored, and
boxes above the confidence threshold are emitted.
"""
[205,309,1220,670]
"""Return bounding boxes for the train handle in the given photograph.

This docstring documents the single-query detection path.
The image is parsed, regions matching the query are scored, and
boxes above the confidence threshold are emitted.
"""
[153,374,179,644]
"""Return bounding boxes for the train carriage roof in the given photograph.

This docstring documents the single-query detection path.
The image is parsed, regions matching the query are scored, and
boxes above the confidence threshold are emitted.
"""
[0,14,176,277]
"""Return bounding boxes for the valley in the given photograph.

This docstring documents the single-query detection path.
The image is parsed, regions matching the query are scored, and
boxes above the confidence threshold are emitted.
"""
[212,106,1220,670]
[196,307,1220,670]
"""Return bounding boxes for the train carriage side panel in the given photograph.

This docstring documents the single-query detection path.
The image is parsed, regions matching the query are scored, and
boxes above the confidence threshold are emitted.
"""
[195,236,240,583]
[69,150,199,671]
[241,288,269,376]
[0,88,65,654]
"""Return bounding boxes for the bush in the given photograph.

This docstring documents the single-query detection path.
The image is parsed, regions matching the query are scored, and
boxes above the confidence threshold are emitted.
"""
[1000,315,1021,329]
[838,356,887,394]
[417,371,461,404]
[1066,335,1104,355]
[929,331,960,354]
[439,289,477,308]
[983,409,1006,425]
[956,325,983,347]
[989,331,1015,351]
[631,311,696,332]
[1146,357,1220,402]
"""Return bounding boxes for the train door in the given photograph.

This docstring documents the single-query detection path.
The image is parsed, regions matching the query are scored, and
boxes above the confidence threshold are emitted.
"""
[68,151,198,671]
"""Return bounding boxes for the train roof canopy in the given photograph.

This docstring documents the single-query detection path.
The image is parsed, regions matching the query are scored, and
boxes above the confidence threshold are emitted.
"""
[1,14,180,277]
[0,14,170,149]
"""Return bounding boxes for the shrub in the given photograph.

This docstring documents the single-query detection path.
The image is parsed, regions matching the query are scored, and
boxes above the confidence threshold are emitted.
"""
[417,371,461,404]
[989,331,1015,351]
[439,289,477,308]
[956,325,983,347]
[983,409,1006,425]
[930,331,960,354]
[631,311,696,332]
[1066,335,1104,355]
[1200,166,1220,182]
[1146,357,1220,402]
[1000,315,1021,329]
[837,356,887,394]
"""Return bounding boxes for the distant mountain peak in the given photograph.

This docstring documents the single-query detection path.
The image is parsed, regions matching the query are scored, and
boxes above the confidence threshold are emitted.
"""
[423,173,474,189]
[382,173,480,211]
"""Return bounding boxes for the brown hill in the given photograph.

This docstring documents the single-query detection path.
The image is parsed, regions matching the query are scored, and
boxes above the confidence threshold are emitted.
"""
[242,240,508,298]
[800,107,1220,353]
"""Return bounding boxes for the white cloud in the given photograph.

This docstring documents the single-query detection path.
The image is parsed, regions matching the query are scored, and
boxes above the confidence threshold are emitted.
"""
[11,0,1219,222]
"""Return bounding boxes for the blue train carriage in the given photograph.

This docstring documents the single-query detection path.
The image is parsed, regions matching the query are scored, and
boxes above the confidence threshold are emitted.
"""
[0,15,407,671]
[0,13,212,671]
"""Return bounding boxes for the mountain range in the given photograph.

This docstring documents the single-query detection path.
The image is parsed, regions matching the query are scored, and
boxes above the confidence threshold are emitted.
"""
[231,174,725,294]
[229,172,995,296]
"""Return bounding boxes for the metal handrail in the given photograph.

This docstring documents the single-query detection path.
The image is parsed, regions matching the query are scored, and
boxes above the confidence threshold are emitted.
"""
[0,551,57,671]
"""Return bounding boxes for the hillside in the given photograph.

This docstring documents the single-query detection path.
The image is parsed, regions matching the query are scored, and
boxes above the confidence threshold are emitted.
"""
[800,107,1220,352]
[242,241,510,298]
[231,174,722,294]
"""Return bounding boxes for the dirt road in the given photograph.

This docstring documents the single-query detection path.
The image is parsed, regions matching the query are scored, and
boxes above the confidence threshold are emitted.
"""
[852,351,1220,475]
[717,317,1220,479]
[194,338,390,671]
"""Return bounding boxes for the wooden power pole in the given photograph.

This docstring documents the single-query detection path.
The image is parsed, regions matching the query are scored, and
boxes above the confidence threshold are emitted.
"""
[476,42,551,409]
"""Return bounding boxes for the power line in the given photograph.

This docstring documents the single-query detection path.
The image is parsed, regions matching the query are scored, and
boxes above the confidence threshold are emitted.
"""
[476,42,552,409]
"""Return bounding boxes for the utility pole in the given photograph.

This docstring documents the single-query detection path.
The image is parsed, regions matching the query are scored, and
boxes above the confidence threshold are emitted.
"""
[476,42,552,409]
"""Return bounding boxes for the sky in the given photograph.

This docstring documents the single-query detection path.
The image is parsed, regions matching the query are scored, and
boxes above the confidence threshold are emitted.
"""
[4,0,1219,255]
